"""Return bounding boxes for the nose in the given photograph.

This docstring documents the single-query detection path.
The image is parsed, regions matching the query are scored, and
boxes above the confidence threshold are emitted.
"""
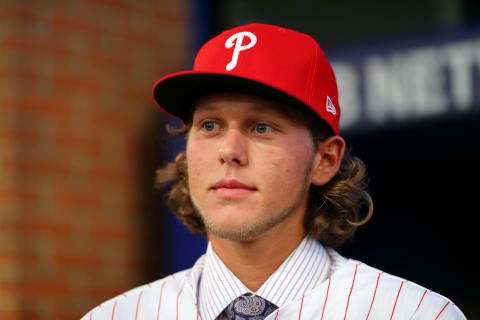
[218,129,248,166]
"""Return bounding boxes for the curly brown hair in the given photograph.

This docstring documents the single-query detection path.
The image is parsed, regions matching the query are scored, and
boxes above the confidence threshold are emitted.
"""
[155,112,373,248]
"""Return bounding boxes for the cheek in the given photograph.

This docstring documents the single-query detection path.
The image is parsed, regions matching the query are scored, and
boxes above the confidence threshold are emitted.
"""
[272,158,293,177]
[186,138,221,198]
[260,151,309,189]
[186,142,208,187]
[278,141,313,184]
[186,138,212,165]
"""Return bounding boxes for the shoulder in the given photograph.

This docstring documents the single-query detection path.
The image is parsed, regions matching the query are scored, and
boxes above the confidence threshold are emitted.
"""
[80,269,192,320]
[322,254,466,319]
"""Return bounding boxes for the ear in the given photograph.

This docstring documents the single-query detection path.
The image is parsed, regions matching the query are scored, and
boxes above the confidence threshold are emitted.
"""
[311,136,346,186]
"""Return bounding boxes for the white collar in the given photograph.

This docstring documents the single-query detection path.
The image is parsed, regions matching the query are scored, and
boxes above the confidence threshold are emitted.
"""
[194,236,332,320]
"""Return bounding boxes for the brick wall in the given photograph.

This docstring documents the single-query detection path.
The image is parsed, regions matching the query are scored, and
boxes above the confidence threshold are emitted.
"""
[0,1,187,319]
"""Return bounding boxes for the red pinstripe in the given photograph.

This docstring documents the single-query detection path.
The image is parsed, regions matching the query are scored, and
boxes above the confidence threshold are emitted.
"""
[320,277,331,320]
[111,300,118,320]
[365,272,383,320]
[434,301,450,320]
[156,281,167,320]
[274,309,280,320]
[417,290,428,310]
[89,311,93,320]
[343,263,360,320]
[409,289,429,320]
[135,291,143,320]
[196,311,199,320]
[176,276,188,320]
[298,294,305,320]
[389,281,405,320]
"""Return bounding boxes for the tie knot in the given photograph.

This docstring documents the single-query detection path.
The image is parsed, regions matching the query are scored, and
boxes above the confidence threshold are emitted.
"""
[218,294,278,320]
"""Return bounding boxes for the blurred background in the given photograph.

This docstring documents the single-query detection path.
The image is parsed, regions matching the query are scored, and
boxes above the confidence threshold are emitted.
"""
[1,0,478,319]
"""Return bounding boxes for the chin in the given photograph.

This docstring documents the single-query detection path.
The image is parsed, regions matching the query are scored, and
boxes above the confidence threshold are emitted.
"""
[205,215,278,242]
[208,205,256,221]
[202,214,253,238]
[207,217,247,233]
[207,225,264,241]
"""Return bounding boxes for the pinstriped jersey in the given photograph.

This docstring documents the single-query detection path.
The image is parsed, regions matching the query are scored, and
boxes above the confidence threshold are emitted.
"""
[81,249,466,320]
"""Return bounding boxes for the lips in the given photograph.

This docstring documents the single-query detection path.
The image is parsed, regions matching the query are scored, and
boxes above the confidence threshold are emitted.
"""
[210,179,257,200]
[211,179,257,191]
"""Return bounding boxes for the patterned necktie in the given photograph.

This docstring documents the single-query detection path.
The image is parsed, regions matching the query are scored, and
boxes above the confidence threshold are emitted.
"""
[217,293,278,320]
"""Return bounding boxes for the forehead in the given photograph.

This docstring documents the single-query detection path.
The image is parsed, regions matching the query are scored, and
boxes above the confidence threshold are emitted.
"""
[192,92,308,123]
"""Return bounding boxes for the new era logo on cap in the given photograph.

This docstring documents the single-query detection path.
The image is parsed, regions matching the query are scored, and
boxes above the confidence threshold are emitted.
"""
[326,96,337,115]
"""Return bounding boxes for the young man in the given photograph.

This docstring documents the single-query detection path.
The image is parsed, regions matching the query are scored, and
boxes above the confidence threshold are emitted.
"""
[82,24,466,320]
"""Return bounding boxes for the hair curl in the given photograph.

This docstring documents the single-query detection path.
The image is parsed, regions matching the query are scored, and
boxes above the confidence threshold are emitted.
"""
[155,121,373,248]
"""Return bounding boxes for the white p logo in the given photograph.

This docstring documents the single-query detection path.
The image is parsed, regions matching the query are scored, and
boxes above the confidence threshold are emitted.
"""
[225,31,257,71]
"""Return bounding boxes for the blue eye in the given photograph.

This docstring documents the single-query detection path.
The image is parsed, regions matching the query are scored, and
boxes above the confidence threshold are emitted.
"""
[202,121,217,131]
[255,123,272,134]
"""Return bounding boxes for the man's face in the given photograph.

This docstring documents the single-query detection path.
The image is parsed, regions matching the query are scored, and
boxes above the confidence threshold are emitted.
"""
[186,92,317,241]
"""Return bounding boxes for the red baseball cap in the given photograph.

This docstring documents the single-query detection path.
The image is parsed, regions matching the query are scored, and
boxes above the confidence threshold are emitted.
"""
[152,23,341,135]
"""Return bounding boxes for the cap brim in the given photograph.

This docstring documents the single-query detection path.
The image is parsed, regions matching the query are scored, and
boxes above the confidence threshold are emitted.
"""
[152,71,319,124]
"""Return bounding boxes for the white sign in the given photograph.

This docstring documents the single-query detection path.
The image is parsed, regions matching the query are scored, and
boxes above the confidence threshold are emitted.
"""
[332,36,480,131]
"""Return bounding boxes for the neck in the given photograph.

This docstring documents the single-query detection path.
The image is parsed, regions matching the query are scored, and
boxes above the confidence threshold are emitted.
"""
[208,216,306,292]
